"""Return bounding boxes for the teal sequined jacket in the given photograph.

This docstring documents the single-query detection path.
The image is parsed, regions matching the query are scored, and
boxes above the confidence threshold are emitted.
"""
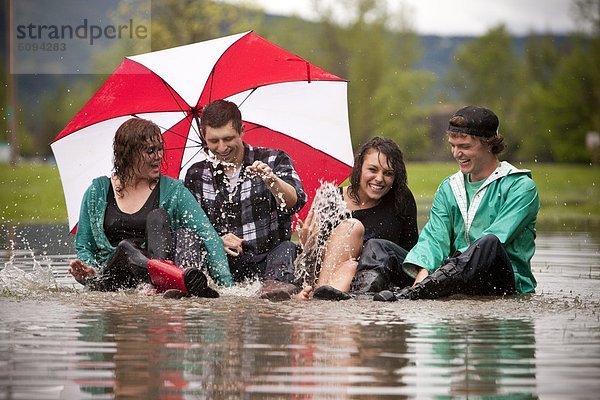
[74,175,234,286]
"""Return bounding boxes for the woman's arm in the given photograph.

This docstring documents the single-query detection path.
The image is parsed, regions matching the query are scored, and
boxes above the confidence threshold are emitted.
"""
[73,184,101,269]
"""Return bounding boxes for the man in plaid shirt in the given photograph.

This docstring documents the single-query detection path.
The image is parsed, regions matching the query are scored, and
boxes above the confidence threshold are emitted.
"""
[185,100,307,287]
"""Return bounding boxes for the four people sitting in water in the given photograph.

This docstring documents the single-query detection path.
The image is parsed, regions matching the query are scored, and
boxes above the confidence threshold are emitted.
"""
[69,102,539,300]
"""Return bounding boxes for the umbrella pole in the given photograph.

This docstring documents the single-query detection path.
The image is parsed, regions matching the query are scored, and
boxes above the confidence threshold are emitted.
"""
[192,113,205,150]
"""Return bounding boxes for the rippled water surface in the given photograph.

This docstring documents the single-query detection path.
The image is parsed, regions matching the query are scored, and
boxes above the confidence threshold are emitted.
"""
[1,226,599,399]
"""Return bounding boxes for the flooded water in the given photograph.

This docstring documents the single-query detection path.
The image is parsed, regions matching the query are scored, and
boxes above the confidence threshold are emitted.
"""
[1,225,599,399]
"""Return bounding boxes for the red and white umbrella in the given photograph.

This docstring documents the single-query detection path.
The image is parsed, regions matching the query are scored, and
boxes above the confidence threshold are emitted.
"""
[51,31,353,232]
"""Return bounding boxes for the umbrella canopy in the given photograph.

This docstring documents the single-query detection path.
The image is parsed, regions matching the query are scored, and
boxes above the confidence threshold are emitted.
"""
[51,31,353,232]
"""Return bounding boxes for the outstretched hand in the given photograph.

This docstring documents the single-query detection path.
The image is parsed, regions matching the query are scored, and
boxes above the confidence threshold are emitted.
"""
[247,160,298,210]
[297,208,318,248]
[69,259,97,283]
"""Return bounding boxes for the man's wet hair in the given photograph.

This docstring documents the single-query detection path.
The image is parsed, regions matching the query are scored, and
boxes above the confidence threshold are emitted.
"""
[201,100,243,135]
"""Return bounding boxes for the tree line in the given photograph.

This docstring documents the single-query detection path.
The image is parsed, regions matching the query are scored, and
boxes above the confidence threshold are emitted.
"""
[2,0,598,163]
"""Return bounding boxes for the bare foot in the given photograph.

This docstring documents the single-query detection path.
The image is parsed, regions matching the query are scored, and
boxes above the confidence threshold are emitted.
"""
[69,259,97,283]
[296,285,314,300]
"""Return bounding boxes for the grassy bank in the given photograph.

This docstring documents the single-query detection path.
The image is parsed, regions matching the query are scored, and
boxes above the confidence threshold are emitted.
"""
[0,163,67,224]
[406,162,600,230]
[1,162,598,228]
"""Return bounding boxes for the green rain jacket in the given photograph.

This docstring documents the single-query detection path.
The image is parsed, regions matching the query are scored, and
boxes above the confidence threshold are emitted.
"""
[74,175,234,287]
[403,161,540,293]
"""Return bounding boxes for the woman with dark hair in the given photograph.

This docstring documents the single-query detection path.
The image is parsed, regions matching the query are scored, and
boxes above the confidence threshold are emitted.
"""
[68,117,234,297]
[297,137,418,300]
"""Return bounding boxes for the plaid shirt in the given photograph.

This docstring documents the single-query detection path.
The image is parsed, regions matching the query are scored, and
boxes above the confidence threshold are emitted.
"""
[184,142,307,256]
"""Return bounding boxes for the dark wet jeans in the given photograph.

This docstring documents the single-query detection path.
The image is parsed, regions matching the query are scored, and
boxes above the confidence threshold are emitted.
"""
[227,240,299,284]
[443,234,516,296]
[351,239,413,292]
[397,234,516,299]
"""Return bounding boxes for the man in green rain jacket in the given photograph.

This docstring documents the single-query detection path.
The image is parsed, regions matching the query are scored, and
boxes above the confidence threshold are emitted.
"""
[375,106,540,301]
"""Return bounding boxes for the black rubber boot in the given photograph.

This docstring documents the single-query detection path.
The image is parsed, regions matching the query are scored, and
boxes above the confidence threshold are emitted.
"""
[89,240,150,291]
[398,261,463,300]
[372,289,398,302]
[394,286,421,300]
[313,285,351,301]
[352,270,388,293]
[117,239,152,281]
[183,268,219,298]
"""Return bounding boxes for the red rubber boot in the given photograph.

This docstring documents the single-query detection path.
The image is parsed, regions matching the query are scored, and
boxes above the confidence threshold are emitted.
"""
[148,259,190,293]
[147,259,215,297]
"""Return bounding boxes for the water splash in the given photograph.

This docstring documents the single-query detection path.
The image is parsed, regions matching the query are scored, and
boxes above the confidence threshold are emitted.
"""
[293,182,351,287]
[200,148,290,227]
[220,277,263,297]
[0,239,61,296]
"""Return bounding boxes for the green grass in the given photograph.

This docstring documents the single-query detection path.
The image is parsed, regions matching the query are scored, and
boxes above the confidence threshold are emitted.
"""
[0,163,67,224]
[1,162,598,228]
[528,163,600,229]
[407,162,600,229]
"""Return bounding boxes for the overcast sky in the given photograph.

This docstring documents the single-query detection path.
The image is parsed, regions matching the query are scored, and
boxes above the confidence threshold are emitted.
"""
[220,0,580,36]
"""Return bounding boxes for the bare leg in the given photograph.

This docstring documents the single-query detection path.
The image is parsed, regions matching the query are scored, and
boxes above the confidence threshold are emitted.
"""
[316,218,364,292]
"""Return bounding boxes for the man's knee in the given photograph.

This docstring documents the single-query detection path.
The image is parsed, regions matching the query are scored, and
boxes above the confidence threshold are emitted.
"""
[280,240,299,253]
[479,234,501,246]
[269,240,299,261]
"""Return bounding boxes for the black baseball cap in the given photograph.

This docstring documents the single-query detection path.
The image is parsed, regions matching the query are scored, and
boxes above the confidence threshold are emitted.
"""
[447,106,499,137]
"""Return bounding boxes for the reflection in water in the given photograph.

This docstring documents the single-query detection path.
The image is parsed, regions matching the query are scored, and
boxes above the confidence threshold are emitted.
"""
[0,295,597,399]
[0,296,546,398]
[406,318,536,398]
[0,226,599,398]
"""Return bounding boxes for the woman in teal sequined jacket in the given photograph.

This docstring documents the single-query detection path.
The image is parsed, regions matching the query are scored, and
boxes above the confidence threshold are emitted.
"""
[69,118,233,291]
[75,174,234,287]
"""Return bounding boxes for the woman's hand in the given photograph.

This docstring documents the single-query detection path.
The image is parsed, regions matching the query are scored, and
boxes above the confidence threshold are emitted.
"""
[297,208,317,248]
[69,259,97,283]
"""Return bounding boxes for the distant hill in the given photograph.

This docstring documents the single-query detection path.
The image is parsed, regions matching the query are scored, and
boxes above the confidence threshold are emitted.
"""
[6,35,524,107]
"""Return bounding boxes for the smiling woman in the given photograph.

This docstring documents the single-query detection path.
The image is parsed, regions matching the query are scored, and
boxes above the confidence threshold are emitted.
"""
[296,137,418,300]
